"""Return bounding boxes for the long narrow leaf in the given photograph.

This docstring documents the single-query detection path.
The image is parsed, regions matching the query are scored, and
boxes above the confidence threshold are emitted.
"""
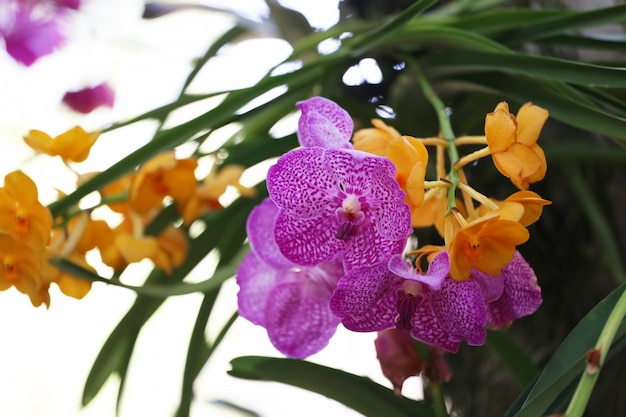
[503,282,626,417]
[427,50,626,88]
[229,356,435,417]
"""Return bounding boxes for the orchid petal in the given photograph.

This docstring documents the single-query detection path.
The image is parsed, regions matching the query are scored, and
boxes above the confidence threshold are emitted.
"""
[297,97,354,149]
[267,147,338,220]
[431,278,487,346]
[410,294,460,353]
[236,252,280,327]
[266,280,340,359]
[247,198,295,269]
[330,262,392,317]
[486,252,542,328]
[388,251,449,291]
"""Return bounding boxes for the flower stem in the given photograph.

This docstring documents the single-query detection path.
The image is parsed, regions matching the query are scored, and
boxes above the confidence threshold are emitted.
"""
[564,284,626,417]
[412,61,460,213]
[427,380,450,417]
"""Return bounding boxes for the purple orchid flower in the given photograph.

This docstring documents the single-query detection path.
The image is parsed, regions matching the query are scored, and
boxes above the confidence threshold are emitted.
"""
[267,146,412,270]
[0,2,70,66]
[63,82,115,114]
[331,251,487,352]
[472,251,543,329]
[236,198,343,359]
[296,96,354,149]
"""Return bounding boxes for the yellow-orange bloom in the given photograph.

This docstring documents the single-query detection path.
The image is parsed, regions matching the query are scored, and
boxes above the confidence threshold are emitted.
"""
[181,164,256,224]
[41,252,93,300]
[129,152,198,215]
[114,226,188,274]
[352,119,401,156]
[504,190,552,227]
[0,170,52,251]
[448,213,530,280]
[354,119,429,208]
[485,102,548,190]
[24,126,100,163]
[0,233,46,306]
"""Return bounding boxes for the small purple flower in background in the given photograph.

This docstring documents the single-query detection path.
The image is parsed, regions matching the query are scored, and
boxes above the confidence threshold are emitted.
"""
[0,0,82,66]
[63,82,115,114]
[236,198,343,359]
[267,146,411,270]
[331,252,487,352]
[296,96,354,149]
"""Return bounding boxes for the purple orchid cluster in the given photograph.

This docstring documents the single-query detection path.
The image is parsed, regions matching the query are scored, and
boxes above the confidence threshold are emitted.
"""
[236,97,542,358]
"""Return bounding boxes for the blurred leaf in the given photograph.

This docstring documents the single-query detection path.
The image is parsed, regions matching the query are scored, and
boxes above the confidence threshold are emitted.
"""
[502,4,626,44]
[445,8,566,36]
[229,356,435,417]
[486,330,539,388]
[427,50,626,88]
[504,282,626,417]
[389,24,509,52]
[448,73,626,143]
[82,192,262,406]
[537,34,626,53]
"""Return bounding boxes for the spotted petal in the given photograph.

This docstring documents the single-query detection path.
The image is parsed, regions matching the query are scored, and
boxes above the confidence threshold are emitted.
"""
[330,261,393,317]
[267,147,338,220]
[410,292,461,353]
[247,198,295,269]
[236,251,280,327]
[486,251,542,329]
[265,279,340,359]
[431,278,487,346]
[274,208,347,266]
[389,251,450,291]
[297,97,354,149]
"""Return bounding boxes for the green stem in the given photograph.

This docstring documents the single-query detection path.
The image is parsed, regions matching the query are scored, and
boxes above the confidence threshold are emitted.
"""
[564,284,626,417]
[427,380,450,417]
[412,59,460,213]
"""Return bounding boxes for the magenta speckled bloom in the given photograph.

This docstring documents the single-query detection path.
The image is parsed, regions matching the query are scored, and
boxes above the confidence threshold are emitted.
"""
[331,252,488,352]
[63,82,115,114]
[472,251,542,329]
[296,96,354,149]
[236,198,342,359]
[267,146,412,270]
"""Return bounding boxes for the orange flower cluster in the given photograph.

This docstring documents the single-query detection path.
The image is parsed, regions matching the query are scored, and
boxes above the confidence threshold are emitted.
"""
[354,101,551,281]
[2,126,255,307]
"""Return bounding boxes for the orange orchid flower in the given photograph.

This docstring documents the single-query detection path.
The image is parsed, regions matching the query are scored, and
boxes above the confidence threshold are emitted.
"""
[354,119,429,209]
[485,102,548,190]
[181,164,256,224]
[0,170,52,251]
[448,213,530,281]
[0,233,47,306]
[352,118,401,156]
[24,126,100,163]
[129,152,198,215]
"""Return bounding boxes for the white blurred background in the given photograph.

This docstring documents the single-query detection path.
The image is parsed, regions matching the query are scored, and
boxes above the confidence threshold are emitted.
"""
[0,1,422,416]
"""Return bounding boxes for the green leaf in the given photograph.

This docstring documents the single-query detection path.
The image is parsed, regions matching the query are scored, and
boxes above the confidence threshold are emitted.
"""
[52,247,246,297]
[228,356,435,417]
[445,8,567,37]
[486,330,539,388]
[427,50,626,88]
[389,24,510,53]
[504,282,626,417]
[82,193,261,406]
[447,73,626,144]
[502,5,626,44]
